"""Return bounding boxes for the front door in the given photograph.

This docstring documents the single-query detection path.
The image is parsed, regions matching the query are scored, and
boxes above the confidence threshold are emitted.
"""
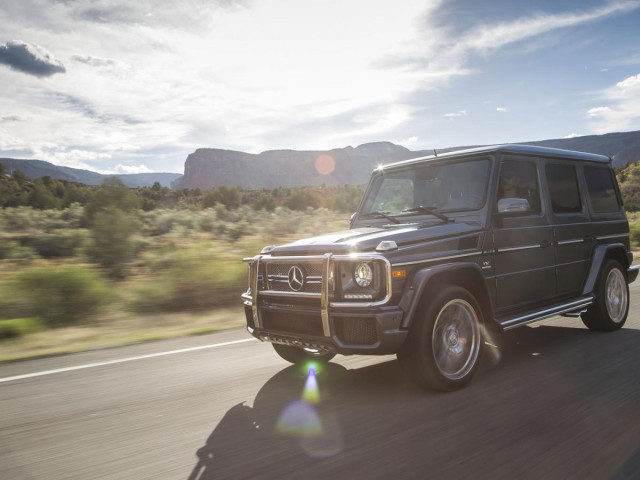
[492,158,556,312]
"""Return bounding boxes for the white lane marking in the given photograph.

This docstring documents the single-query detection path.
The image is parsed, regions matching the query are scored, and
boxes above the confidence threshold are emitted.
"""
[0,338,257,384]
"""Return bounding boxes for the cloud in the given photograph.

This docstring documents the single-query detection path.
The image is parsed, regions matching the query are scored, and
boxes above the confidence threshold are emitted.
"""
[564,133,582,138]
[587,106,613,118]
[444,110,468,118]
[71,55,121,68]
[114,164,153,174]
[0,40,65,77]
[454,1,640,55]
[586,73,640,133]
[496,107,507,112]
[616,73,640,89]
[0,115,23,122]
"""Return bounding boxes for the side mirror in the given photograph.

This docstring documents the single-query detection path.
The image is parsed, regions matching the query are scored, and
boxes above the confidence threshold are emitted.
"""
[497,198,531,215]
[349,212,357,227]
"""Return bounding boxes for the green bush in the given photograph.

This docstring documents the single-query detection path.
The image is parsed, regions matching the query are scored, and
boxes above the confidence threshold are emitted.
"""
[129,246,245,312]
[0,318,45,340]
[29,229,90,257]
[6,265,111,327]
[0,240,39,260]
[87,207,139,278]
[630,221,640,249]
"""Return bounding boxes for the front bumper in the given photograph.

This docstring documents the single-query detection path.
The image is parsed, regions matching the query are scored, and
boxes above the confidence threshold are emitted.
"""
[243,302,407,355]
[627,265,639,284]
[242,253,408,355]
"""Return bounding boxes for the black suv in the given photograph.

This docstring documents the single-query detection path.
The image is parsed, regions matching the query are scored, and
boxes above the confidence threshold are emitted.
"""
[242,145,638,390]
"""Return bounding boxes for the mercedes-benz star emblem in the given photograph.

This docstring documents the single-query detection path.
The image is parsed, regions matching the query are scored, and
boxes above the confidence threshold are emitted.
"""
[287,266,305,291]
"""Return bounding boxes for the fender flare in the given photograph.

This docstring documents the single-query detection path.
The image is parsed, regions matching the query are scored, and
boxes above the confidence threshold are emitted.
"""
[398,262,493,329]
[582,243,630,296]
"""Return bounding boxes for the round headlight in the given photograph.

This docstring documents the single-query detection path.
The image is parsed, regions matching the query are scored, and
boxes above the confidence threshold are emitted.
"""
[354,263,373,288]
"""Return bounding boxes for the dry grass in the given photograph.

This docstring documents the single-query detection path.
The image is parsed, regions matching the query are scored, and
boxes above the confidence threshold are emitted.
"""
[0,306,245,363]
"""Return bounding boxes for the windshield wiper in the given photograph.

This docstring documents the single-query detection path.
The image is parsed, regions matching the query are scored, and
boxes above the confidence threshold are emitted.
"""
[401,206,452,223]
[362,211,401,224]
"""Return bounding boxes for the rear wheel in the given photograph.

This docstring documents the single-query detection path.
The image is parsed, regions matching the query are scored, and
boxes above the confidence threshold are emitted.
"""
[399,286,483,391]
[582,259,629,331]
[272,343,335,365]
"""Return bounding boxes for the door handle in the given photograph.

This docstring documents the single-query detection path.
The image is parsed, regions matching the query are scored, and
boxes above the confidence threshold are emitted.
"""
[540,240,552,248]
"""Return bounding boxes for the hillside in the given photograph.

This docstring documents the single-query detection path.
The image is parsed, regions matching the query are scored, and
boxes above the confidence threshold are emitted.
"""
[174,130,640,189]
[172,142,414,189]
[0,158,181,188]
[2,130,640,191]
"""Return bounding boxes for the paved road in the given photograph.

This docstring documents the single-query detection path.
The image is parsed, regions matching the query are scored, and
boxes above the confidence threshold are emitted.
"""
[2,285,640,480]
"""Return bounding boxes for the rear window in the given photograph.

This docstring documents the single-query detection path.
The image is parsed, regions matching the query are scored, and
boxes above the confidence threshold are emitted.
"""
[545,164,582,214]
[583,166,620,213]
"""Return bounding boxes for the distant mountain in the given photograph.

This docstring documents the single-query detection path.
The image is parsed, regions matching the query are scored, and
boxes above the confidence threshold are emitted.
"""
[172,142,416,189]
[3,130,640,191]
[0,158,181,188]
[173,130,640,189]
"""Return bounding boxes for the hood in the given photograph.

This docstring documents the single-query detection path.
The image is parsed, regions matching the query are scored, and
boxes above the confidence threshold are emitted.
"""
[269,222,482,256]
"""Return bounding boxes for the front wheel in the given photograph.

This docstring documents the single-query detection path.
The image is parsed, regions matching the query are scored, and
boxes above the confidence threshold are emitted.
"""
[581,259,629,331]
[398,286,483,391]
[272,343,335,365]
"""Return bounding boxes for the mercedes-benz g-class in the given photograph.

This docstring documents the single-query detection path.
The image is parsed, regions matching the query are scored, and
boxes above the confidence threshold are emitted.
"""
[242,145,638,390]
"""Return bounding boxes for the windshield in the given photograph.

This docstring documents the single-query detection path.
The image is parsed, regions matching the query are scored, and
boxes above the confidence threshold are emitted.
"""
[361,158,490,218]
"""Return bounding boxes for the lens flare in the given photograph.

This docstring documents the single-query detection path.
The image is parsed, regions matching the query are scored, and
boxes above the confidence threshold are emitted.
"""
[302,366,320,404]
[275,400,323,437]
[315,155,335,175]
[481,325,502,365]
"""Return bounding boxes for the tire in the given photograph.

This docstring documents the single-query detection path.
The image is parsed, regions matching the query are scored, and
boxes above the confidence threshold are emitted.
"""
[272,343,336,365]
[581,259,629,331]
[398,286,483,391]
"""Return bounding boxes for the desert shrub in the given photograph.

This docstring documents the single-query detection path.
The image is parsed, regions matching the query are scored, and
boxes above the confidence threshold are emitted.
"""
[264,207,300,238]
[0,318,45,340]
[4,265,111,327]
[129,246,245,312]
[0,240,40,260]
[629,221,640,249]
[87,207,139,278]
[59,203,85,228]
[29,229,90,257]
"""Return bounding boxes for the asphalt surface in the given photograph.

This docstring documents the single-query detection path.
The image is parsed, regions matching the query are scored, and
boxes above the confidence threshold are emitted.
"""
[2,284,640,480]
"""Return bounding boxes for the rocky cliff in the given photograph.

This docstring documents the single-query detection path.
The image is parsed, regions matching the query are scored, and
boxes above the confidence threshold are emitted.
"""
[173,131,640,190]
[172,142,416,189]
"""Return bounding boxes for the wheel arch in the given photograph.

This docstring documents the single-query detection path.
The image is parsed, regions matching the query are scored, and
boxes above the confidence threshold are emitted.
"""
[399,263,494,330]
[582,243,630,296]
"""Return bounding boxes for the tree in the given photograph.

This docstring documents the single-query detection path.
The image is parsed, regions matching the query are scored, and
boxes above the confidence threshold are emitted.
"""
[12,169,28,185]
[84,177,140,224]
[26,180,60,209]
[87,207,139,278]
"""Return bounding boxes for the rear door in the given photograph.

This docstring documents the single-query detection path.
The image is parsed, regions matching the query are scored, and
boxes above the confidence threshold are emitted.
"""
[545,162,591,297]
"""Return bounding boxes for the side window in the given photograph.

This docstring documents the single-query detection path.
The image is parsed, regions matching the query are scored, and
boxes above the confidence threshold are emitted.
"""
[545,164,582,214]
[584,166,621,213]
[498,160,541,214]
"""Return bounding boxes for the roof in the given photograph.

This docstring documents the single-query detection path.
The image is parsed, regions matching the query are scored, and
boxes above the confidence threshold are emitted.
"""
[381,144,611,170]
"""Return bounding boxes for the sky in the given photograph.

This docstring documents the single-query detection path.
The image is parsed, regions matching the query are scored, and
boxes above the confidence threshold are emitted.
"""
[0,0,639,174]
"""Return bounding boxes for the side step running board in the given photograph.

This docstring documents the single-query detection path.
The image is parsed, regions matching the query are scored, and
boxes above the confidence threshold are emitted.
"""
[497,296,593,331]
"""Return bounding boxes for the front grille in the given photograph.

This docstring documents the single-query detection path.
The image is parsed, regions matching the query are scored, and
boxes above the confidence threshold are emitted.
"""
[261,310,324,337]
[334,317,378,346]
[266,262,323,293]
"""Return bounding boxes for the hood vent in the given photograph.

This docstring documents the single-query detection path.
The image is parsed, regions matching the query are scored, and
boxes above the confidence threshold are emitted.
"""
[458,235,479,250]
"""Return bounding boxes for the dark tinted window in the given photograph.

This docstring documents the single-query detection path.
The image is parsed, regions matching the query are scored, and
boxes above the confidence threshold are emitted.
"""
[498,160,541,214]
[584,166,620,212]
[546,164,582,214]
